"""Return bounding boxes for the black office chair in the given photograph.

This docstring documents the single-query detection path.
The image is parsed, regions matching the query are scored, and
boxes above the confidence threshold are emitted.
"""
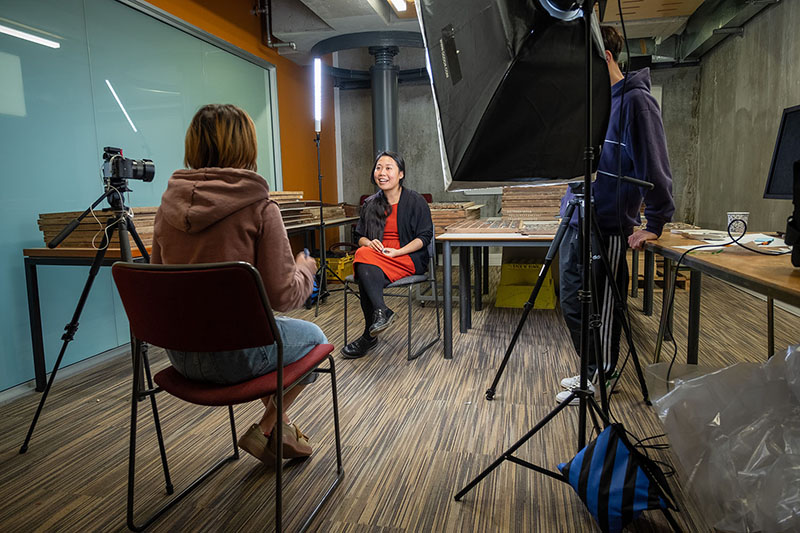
[342,235,440,360]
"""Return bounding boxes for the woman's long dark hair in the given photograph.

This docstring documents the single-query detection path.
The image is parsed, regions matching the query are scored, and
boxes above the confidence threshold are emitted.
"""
[362,151,406,240]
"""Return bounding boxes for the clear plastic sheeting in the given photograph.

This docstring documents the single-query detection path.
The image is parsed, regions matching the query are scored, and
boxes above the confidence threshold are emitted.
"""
[654,344,800,533]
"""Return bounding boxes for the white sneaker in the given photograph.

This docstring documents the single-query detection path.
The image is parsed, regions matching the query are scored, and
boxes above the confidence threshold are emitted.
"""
[555,380,595,405]
[560,374,598,390]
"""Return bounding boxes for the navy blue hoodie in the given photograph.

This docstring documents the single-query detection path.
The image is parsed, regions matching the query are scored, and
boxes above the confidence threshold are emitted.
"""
[560,68,674,237]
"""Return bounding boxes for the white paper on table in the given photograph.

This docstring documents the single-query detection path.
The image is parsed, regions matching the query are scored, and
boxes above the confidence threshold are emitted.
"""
[673,233,787,251]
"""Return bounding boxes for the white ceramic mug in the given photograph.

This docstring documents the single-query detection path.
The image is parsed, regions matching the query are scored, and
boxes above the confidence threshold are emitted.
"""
[727,211,749,235]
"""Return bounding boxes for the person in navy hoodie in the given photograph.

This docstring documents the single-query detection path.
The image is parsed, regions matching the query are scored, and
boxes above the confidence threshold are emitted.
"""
[557,26,675,405]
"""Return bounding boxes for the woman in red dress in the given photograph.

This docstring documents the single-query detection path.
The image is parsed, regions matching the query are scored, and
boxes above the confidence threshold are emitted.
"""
[342,151,434,359]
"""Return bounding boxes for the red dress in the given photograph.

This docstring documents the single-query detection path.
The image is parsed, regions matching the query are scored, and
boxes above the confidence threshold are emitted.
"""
[353,204,416,282]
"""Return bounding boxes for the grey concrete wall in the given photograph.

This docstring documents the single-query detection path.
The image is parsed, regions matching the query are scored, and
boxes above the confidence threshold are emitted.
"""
[694,1,799,231]
[651,66,701,225]
[337,47,500,217]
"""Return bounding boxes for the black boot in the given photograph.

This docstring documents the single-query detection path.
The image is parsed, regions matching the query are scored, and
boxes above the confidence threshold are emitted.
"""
[369,308,395,336]
[341,335,378,359]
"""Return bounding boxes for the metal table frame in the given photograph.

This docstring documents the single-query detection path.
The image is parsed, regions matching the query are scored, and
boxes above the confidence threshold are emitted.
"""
[637,242,800,364]
[440,234,553,359]
[24,250,147,392]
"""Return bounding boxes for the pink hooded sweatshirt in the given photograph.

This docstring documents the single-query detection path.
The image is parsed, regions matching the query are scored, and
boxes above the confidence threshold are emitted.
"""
[151,167,314,312]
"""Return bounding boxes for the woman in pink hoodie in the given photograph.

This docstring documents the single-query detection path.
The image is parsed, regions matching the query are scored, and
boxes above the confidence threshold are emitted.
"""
[152,104,324,465]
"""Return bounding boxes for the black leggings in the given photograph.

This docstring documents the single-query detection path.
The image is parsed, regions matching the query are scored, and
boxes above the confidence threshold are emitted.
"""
[355,263,390,337]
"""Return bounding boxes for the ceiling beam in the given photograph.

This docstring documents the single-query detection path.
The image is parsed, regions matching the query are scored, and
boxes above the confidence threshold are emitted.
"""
[678,0,777,60]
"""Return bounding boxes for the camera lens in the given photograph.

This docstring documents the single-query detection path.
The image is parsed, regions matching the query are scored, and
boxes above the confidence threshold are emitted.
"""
[132,159,155,182]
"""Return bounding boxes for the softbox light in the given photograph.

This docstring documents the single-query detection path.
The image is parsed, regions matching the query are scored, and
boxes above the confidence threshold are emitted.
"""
[418,0,611,191]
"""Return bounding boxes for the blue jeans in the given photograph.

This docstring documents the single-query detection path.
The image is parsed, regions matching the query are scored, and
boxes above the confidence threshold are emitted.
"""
[166,317,327,386]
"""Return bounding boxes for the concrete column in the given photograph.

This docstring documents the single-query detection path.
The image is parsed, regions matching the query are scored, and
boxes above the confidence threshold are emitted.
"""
[369,46,399,156]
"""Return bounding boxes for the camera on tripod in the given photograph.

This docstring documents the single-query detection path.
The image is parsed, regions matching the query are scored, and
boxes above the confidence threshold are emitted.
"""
[102,146,155,187]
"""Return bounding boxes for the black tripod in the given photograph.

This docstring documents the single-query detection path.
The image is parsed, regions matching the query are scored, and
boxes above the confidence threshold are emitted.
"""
[312,131,348,317]
[20,182,171,481]
[455,0,630,501]
[484,181,652,406]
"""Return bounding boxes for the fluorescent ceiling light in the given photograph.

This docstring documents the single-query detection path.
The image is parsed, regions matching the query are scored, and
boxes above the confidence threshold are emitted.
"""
[390,0,407,12]
[105,79,138,133]
[0,23,60,49]
[314,58,321,133]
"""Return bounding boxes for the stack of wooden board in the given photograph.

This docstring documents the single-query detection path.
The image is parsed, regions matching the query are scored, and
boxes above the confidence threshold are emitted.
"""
[37,207,157,248]
[519,220,562,235]
[271,191,315,225]
[429,202,482,234]
[307,203,346,223]
[445,219,522,233]
[501,184,567,220]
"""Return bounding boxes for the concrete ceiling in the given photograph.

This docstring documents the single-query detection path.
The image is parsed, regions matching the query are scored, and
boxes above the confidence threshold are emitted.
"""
[266,0,777,66]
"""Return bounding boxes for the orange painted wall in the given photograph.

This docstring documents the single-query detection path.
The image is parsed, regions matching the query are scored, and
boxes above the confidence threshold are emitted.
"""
[147,0,338,206]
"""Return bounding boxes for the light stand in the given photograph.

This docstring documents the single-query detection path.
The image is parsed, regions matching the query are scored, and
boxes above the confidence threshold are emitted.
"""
[455,0,611,499]
[312,58,347,317]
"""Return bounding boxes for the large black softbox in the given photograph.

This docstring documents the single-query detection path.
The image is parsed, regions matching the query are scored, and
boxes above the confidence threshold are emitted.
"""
[418,1,611,191]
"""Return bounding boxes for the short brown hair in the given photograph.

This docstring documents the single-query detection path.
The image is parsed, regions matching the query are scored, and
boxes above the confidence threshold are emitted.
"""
[600,25,624,63]
[184,104,258,171]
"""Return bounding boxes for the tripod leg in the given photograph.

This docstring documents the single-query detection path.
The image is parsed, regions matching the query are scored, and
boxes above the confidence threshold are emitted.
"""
[125,217,150,263]
[455,395,575,500]
[485,206,575,401]
[20,225,112,453]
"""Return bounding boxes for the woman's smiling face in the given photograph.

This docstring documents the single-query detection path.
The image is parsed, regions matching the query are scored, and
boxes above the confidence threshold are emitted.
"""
[373,155,404,192]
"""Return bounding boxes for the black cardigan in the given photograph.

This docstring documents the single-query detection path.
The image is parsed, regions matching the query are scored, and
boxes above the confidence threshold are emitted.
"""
[354,188,434,275]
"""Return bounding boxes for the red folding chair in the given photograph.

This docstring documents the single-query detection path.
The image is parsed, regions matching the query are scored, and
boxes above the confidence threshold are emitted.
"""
[112,261,342,532]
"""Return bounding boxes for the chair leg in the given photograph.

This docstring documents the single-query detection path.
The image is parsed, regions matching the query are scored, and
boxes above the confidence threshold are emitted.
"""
[299,356,345,532]
[407,286,413,360]
[408,279,442,361]
[141,343,173,494]
[433,279,441,337]
[228,406,239,458]
[127,339,240,532]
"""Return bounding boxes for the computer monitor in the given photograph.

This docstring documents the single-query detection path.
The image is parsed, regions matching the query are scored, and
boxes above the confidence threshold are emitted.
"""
[763,104,800,200]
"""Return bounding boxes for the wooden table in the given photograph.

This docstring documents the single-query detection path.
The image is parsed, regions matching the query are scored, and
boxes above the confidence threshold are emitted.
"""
[641,233,800,364]
[437,232,555,359]
[23,247,150,391]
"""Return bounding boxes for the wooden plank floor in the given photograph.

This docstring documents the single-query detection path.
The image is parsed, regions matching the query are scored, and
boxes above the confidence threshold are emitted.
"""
[1,266,798,532]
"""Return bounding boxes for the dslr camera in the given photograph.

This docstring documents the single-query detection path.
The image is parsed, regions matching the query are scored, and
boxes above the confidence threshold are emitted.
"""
[102,146,155,187]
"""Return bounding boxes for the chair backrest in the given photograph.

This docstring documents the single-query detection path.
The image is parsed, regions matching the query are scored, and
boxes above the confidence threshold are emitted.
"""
[427,231,437,273]
[112,261,279,353]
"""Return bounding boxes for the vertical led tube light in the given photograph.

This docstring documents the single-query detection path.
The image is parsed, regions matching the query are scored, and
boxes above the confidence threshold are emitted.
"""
[314,57,322,133]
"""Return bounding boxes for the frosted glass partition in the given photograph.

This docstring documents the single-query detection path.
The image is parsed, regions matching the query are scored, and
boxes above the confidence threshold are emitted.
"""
[0,0,279,391]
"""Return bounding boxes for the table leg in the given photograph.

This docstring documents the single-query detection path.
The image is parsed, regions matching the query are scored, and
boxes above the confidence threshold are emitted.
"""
[24,258,46,392]
[643,249,654,316]
[444,241,452,359]
[630,249,639,298]
[687,270,701,365]
[459,247,471,332]
[767,296,774,359]
[483,247,489,295]
[473,247,482,312]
